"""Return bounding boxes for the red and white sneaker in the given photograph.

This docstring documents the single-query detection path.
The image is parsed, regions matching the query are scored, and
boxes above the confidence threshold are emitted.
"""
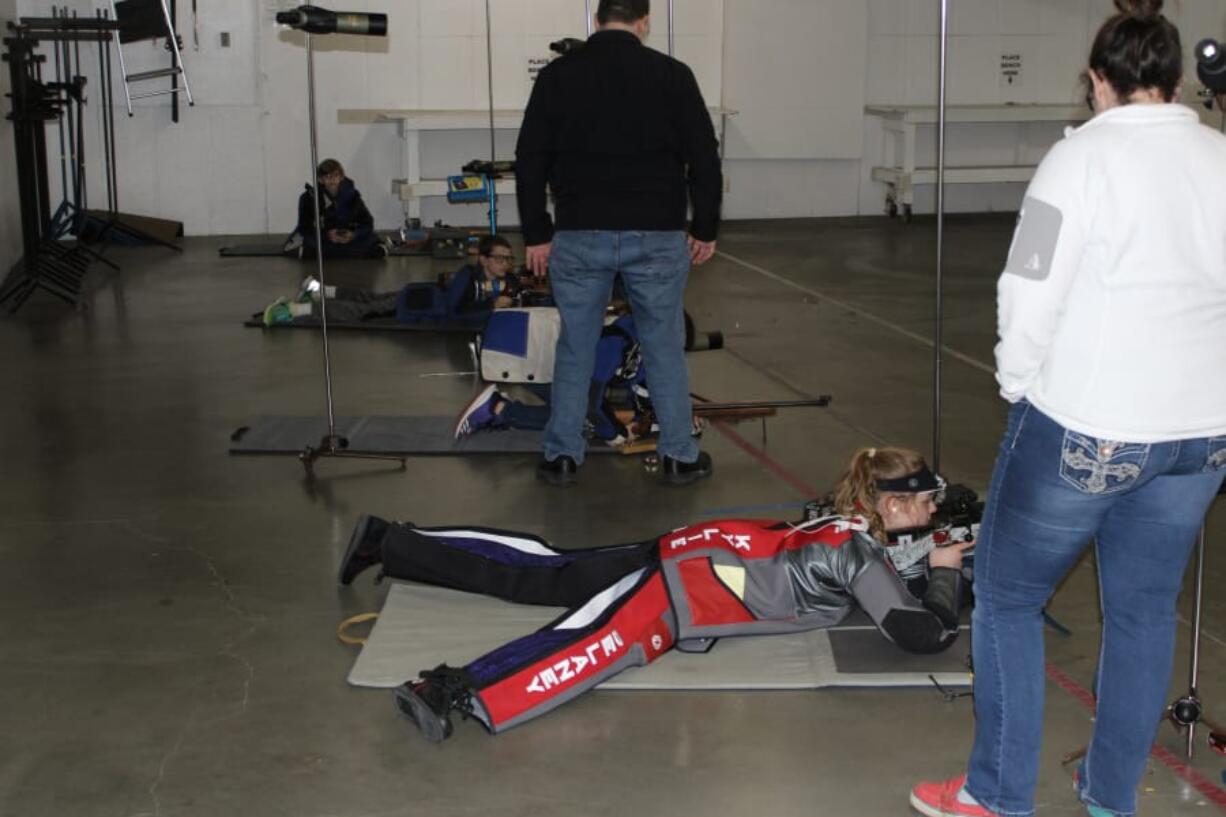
[910,774,1001,817]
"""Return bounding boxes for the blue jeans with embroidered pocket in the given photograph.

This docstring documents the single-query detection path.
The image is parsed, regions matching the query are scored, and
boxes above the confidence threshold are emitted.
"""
[965,402,1226,817]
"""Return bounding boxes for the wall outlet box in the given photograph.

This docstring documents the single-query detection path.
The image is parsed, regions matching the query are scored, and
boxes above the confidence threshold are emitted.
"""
[220,32,231,47]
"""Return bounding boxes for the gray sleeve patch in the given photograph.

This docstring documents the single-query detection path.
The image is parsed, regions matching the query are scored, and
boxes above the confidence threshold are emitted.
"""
[1004,196,1064,281]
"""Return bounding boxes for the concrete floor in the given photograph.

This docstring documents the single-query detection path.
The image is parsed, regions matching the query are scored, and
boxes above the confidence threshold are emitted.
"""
[2,216,1224,817]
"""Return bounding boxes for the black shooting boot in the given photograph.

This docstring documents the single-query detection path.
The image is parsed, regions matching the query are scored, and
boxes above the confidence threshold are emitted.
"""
[660,451,714,486]
[536,455,578,487]
[337,514,392,586]
[392,665,475,744]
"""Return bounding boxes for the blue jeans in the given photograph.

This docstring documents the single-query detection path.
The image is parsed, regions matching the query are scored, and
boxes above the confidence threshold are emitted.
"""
[543,230,697,465]
[966,401,1226,817]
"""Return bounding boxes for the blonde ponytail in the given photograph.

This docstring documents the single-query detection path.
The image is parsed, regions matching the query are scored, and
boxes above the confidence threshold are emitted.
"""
[833,446,928,541]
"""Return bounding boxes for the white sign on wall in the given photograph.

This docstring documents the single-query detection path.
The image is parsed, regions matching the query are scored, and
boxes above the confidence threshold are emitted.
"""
[528,56,552,84]
[1000,53,1024,88]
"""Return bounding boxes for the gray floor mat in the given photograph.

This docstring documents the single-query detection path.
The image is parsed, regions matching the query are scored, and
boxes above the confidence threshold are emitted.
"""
[220,243,429,258]
[229,416,618,456]
[242,316,482,332]
[220,244,291,257]
[346,583,972,690]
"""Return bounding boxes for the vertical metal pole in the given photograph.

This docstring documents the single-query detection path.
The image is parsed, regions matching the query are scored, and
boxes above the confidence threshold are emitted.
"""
[305,32,338,438]
[585,0,592,36]
[1185,528,1206,759]
[667,0,675,55]
[61,33,77,215]
[73,11,87,214]
[485,0,497,233]
[170,0,179,122]
[932,0,949,473]
[105,9,119,211]
[53,7,69,206]
[485,0,495,167]
[96,9,113,213]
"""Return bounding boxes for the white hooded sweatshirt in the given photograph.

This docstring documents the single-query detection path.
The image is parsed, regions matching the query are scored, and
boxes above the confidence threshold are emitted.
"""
[996,103,1226,442]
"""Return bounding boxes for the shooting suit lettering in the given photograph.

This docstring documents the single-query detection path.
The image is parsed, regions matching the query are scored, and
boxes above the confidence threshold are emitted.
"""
[377,516,961,733]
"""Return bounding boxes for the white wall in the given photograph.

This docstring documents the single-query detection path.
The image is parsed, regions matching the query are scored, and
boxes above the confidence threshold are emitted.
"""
[0,0,20,273]
[21,0,723,236]
[17,0,1226,235]
[847,0,1226,216]
[721,0,1226,220]
[719,0,868,219]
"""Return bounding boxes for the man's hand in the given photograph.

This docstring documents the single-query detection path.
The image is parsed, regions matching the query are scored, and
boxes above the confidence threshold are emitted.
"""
[927,539,975,570]
[328,228,353,245]
[688,236,716,266]
[526,243,552,278]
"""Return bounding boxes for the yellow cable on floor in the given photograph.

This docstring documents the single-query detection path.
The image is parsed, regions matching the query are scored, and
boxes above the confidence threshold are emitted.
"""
[336,612,379,646]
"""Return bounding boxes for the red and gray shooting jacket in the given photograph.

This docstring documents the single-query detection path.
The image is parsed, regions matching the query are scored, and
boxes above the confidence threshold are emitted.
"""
[657,516,962,654]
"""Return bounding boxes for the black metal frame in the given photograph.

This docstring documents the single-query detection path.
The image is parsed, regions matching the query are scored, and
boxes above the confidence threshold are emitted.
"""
[0,16,119,312]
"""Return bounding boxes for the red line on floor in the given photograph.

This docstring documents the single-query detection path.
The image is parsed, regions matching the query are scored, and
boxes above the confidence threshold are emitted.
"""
[711,422,818,498]
[710,424,1226,810]
[1046,664,1226,810]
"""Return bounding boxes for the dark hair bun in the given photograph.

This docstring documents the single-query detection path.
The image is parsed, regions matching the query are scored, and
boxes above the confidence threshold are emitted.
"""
[1115,0,1163,19]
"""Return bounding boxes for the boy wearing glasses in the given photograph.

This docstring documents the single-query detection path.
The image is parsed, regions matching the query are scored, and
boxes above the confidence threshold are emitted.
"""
[263,234,524,325]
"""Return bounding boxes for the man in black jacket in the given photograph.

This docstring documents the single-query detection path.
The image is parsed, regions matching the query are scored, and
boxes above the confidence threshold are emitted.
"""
[516,0,722,487]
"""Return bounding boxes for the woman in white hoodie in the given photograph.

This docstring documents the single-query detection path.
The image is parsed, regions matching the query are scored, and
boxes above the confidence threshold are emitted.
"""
[912,2,1226,816]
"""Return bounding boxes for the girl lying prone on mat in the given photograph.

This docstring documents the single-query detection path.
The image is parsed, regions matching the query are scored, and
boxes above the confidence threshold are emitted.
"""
[336,446,974,743]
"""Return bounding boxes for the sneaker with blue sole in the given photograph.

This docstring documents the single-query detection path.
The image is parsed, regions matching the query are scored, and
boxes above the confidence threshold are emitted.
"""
[454,384,503,439]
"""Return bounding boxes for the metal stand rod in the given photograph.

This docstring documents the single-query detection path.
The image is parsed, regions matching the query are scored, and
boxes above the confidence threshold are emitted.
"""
[105,10,118,211]
[484,0,496,230]
[297,28,405,477]
[1160,97,1226,763]
[73,17,87,215]
[1165,527,1226,760]
[932,0,949,473]
[1187,529,1206,759]
[53,8,69,206]
[585,0,592,36]
[667,0,674,55]
[305,31,338,439]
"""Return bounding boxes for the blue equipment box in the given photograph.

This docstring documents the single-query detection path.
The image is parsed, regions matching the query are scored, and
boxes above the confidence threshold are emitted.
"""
[447,175,489,204]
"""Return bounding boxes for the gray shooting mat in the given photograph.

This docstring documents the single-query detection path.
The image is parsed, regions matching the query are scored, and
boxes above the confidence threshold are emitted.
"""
[229,416,618,456]
[242,316,481,332]
[346,582,972,690]
[220,242,429,258]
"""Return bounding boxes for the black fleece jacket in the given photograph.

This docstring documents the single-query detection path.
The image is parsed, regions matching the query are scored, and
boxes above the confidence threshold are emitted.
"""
[515,29,723,246]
